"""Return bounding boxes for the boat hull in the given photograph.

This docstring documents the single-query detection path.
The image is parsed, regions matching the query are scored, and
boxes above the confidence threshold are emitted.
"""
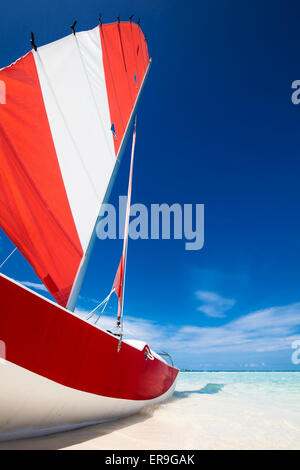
[0,274,178,441]
[0,359,176,441]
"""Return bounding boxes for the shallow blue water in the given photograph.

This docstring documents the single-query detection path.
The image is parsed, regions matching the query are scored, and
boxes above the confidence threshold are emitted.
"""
[146,371,300,449]
[177,371,300,395]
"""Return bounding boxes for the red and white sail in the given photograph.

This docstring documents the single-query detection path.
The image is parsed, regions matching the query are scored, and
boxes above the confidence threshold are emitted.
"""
[0,22,149,307]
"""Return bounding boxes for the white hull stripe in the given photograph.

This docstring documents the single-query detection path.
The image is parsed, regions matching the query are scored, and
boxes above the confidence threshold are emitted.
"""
[0,360,176,441]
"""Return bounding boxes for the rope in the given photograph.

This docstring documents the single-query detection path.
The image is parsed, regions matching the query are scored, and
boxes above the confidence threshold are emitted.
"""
[86,288,115,321]
[116,116,137,352]
[0,247,17,270]
[117,116,137,327]
[94,295,111,325]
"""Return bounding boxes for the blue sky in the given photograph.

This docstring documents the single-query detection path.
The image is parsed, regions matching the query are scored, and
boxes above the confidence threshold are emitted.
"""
[0,0,300,370]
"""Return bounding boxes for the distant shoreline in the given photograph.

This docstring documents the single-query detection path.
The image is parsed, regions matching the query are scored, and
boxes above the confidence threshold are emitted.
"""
[180,369,300,372]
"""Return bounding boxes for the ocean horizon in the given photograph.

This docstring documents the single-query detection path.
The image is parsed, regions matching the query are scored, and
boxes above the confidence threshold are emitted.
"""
[180,369,300,372]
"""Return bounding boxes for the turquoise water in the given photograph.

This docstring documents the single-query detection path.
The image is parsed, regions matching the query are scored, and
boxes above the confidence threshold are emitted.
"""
[146,371,300,449]
[177,371,300,397]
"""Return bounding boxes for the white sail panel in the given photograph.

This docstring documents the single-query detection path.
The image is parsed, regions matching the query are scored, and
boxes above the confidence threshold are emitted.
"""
[33,27,115,253]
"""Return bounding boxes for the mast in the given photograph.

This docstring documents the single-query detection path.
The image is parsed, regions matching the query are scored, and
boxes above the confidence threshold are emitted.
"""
[113,116,137,326]
[66,60,152,312]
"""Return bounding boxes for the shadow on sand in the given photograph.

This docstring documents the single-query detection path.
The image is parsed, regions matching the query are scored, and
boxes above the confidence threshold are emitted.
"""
[173,383,225,399]
[0,411,154,450]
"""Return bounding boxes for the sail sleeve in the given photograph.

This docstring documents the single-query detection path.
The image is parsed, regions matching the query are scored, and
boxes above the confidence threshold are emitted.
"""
[113,253,125,320]
[0,22,149,307]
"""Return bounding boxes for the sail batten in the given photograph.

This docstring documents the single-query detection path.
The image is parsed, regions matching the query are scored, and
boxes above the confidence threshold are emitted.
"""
[0,21,150,307]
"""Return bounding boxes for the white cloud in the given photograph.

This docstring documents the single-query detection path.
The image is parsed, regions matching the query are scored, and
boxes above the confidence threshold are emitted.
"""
[170,302,300,354]
[18,280,47,292]
[195,290,236,317]
[75,301,300,356]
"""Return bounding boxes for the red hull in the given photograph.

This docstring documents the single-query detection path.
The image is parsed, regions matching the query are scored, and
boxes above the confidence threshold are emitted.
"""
[0,274,178,401]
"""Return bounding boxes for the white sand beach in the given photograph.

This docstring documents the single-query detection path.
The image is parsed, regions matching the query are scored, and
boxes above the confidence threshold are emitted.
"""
[0,372,299,450]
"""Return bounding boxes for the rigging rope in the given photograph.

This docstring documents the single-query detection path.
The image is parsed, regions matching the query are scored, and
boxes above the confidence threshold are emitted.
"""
[115,116,137,352]
[94,295,111,325]
[86,287,115,322]
[85,117,137,344]
[118,116,137,324]
[0,247,17,270]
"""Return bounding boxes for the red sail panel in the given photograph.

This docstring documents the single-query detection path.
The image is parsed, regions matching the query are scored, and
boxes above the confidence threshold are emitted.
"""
[100,22,150,155]
[0,52,83,306]
[113,252,125,319]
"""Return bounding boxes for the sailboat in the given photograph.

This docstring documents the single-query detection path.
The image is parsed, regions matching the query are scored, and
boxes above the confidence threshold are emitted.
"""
[0,19,179,441]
